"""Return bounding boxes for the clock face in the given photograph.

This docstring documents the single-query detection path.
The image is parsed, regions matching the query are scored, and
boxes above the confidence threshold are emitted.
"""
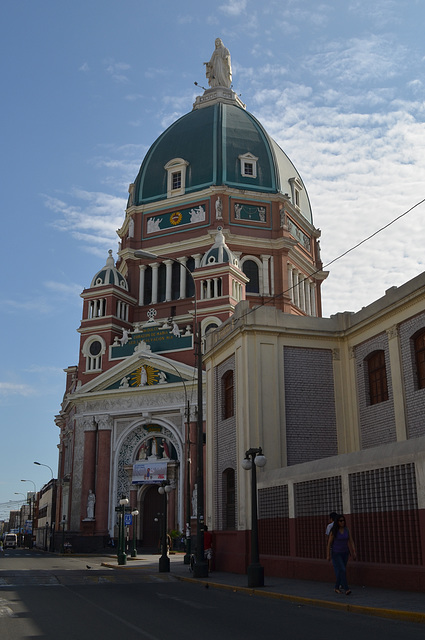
[89,341,102,356]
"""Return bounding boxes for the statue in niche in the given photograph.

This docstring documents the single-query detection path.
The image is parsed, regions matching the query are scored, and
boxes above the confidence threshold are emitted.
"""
[204,38,232,88]
[86,490,96,520]
[128,216,134,238]
[191,484,197,517]
[215,197,223,220]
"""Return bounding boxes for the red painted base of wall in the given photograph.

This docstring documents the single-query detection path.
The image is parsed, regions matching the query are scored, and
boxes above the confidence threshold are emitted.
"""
[213,530,425,592]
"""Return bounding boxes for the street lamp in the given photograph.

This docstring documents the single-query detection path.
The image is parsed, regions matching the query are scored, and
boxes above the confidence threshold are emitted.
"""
[118,496,129,565]
[33,461,54,479]
[134,249,208,577]
[158,481,174,572]
[131,509,139,558]
[242,447,267,587]
[60,515,67,553]
[21,479,36,548]
[14,493,27,546]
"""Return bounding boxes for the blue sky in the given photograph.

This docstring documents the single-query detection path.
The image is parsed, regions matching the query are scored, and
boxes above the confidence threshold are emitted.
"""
[1,0,425,516]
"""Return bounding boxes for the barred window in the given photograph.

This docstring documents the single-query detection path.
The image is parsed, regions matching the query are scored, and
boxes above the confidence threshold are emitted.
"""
[414,330,425,389]
[222,370,234,419]
[366,350,388,405]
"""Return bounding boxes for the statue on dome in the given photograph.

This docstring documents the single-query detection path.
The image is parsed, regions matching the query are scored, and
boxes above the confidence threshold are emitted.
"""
[204,38,232,88]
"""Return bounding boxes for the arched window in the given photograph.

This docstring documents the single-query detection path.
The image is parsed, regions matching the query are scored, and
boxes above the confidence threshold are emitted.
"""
[171,261,180,300]
[158,263,166,302]
[366,350,388,405]
[222,370,234,419]
[186,257,195,298]
[143,267,152,306]
[414,330,425,389]
[242,260,259,293]
[222,468,236,530]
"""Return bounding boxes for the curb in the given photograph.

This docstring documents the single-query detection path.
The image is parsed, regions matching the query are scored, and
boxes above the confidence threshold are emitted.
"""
[175,575,425,624]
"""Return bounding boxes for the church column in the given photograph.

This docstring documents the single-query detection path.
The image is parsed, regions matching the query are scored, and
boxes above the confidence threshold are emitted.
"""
[151,263,159,304]
[139,265,146,305]
[287,264,294,303]
[179,257,187,299]
[213,277,219,298]
[293,270,300,308]
[304,279,311,315]
[260,255,270,296]
[310,283,317,316]
[193,253,202,269]
[80,420,97,525]
[95,420,112,535]
[299,273,306,311]
[164,259,173,302]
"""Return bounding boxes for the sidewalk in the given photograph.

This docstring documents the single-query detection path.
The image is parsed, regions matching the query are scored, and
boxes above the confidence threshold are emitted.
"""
[102,553,425,624]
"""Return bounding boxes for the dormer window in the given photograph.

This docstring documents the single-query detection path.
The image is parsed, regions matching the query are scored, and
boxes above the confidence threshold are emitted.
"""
[289,177,303,210]
[165,158,189,198]
[239,152,258,178]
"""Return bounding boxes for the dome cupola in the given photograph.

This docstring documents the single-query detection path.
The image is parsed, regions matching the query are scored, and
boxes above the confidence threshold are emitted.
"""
[90,250,128,290]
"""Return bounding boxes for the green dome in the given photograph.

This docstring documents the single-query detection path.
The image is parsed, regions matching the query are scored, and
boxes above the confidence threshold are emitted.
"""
[133,98,312,223]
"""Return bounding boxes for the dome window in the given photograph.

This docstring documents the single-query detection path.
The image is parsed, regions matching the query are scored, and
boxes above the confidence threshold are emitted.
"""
[239,152,258,179]
[289,177,303,211]
[164,158,189,198]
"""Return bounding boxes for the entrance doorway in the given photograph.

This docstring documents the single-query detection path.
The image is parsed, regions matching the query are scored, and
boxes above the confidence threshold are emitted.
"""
[142,485,163,549]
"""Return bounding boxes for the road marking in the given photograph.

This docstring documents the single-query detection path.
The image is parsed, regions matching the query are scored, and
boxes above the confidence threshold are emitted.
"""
[156,592,215,609]
[0,598,17,618]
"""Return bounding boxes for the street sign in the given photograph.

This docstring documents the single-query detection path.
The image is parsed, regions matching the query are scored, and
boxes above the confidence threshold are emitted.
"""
[114,506,132,512]
[124,514,133,526]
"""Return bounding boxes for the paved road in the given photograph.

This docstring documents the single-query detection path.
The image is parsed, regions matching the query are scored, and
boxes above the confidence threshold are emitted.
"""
[1,550,425,640]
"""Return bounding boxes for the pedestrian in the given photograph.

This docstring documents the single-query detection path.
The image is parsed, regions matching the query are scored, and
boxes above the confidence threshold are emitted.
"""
[204,525,213,571]
[325,512,338,537]
[327,514,356,595]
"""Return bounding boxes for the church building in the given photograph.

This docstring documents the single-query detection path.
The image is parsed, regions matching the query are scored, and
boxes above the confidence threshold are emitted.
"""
[55,39,325,553]
[55,40,425,590]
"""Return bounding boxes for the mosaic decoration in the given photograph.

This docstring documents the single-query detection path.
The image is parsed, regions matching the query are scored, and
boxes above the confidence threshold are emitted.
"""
[287,218,311,251]
[234,203,267,222]
[146,204,207,234]
[110,323,193,359]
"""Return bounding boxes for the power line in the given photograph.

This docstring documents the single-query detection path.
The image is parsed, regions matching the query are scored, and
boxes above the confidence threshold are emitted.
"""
[242,197,425,317]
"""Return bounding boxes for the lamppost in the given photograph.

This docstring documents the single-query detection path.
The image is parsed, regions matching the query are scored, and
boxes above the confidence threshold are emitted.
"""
[131,509,139,558]
[60,515,67,553]
[33,461,54,479]
[138,351,192,565]
[21,479,36,548]
[242,447,267,587]
[134,249,208,577]
[158,480,174,572]
[14,493,27,546]
[118,496,129,565]
[34,461,54,550]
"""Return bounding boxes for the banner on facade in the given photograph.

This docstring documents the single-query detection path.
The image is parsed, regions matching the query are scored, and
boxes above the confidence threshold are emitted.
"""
[132,461,167,484]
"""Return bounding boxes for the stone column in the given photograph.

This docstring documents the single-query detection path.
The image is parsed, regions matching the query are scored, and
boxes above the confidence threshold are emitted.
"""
[139,265,146,305]
[164,259,173,302]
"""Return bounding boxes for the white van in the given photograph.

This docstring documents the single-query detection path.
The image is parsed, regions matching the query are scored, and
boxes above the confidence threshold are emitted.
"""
[4,533,18,549]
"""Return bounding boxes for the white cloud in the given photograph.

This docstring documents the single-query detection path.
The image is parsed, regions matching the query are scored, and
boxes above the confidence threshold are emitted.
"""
[0,382,35,397]
[79,62,89,72]
[44,189,126,251]
[104,60,131,83]
[219,0,247,16]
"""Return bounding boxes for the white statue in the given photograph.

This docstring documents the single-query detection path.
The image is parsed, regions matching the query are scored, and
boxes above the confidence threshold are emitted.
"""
[139,365,148,386]
[191,484,198,517]
[170,321,181,338]
[120,328,131,346]
[215,197,223,220]
[87,490,96,519]
[204,38,232,88]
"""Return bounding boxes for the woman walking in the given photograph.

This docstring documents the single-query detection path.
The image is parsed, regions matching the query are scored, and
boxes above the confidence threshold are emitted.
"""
[327,515,356,595]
